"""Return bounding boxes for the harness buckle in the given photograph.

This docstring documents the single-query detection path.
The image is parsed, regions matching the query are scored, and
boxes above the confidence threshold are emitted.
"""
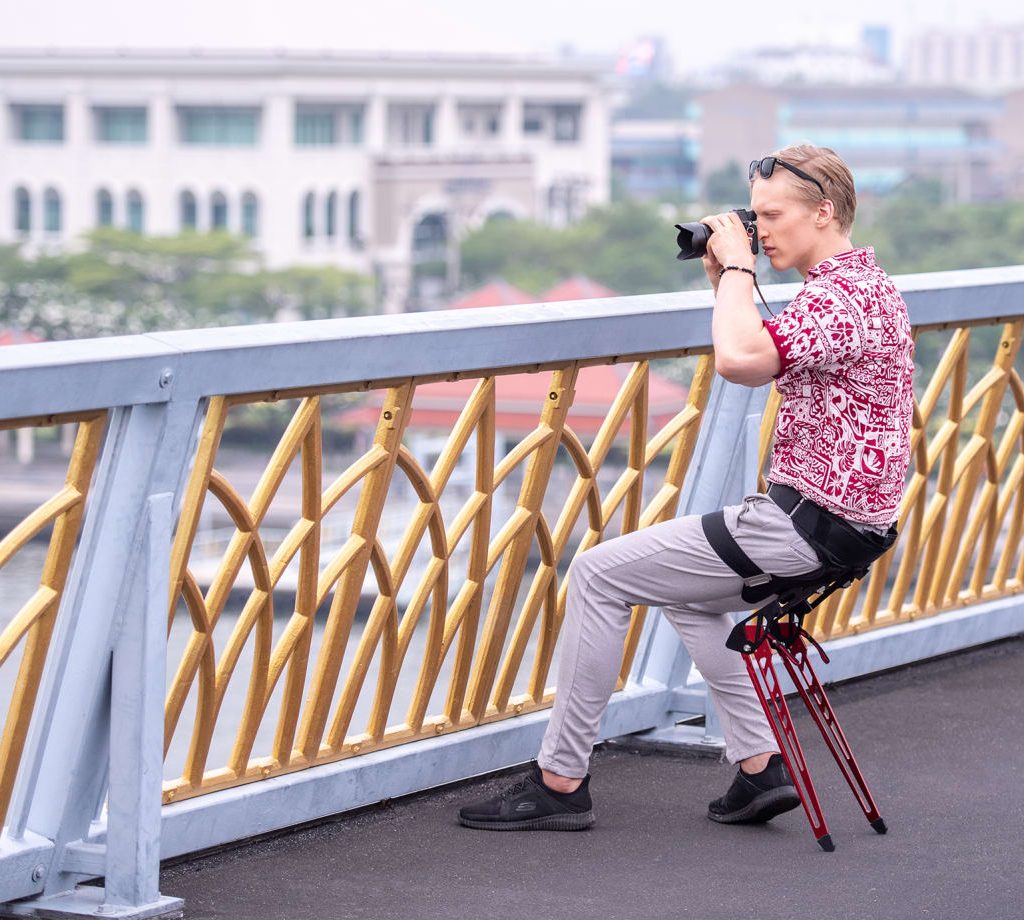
[744,573,772,587]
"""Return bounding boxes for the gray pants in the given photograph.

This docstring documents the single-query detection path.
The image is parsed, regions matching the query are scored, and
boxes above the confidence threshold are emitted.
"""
[537,492,824,777]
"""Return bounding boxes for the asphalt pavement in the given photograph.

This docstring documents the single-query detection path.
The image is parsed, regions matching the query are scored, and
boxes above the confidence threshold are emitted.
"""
[161,636,1024,920]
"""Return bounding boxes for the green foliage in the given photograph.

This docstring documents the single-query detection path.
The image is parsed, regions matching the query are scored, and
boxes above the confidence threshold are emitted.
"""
[857,185,1024,275]
[0,229,372,340]
[460,200,707,296]
[461,179,1024,303]
[704,161,750,209]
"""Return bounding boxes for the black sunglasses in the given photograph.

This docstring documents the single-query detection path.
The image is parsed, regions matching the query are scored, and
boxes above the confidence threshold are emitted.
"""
[749,157,827,198]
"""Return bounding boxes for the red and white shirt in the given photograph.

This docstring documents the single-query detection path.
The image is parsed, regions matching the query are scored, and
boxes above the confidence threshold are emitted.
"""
[762,247,915,527]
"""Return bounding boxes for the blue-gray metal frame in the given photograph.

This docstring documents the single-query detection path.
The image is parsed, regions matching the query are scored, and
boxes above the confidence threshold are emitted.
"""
[0,265,1021,917]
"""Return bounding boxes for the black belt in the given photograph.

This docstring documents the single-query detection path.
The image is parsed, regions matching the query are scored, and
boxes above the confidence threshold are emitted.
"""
[767,482,824,518]
[765,482,895,568]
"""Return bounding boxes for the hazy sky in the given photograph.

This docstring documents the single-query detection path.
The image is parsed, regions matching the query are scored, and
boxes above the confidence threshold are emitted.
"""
[2,0,1024,72]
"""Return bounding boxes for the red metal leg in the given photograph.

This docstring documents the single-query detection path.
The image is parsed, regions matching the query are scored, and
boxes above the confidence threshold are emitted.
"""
[742,625,835,852]
[774,632,888,835]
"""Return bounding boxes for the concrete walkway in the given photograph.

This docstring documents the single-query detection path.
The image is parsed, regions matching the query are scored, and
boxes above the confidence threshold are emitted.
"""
[161,637,1024,920]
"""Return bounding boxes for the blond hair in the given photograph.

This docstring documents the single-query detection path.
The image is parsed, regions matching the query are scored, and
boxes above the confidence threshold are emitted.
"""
[764,144,857,233]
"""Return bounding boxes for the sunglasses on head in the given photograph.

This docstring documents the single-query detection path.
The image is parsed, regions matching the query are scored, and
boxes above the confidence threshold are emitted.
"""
[749,157,827,198]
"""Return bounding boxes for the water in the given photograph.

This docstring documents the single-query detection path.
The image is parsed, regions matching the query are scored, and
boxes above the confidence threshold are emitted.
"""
[0,542,561,783]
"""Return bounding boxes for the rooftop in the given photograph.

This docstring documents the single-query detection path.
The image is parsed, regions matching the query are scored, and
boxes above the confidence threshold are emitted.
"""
[159,637,1024,920]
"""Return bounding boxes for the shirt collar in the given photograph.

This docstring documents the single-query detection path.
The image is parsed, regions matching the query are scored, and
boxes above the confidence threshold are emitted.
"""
[806,246,875,281]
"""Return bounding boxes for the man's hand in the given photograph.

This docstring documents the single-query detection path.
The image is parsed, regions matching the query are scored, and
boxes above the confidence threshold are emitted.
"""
[701,211,756,273]
[703,211,781,386]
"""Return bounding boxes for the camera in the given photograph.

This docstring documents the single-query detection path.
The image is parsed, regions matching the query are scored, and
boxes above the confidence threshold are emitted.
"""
[674,208,759,261]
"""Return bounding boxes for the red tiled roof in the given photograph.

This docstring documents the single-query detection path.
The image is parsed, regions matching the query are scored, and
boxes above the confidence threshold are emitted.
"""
[447,281,537,310]
[0,329,44,346]
[336,364,688,437]
[540,277,618,302]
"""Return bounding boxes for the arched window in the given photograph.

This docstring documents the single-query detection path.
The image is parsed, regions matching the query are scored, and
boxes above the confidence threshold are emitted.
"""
[44,188,62,234]
[14,187,31,235]
[126,190,144,234]
[180,190,197,230]
[241,192,259,237]
[96,188,114,227]
[210,191,228,231]
[325,191,338,239]
[412,213,446,254]
[302,192,315,240]
[348,190,361,246]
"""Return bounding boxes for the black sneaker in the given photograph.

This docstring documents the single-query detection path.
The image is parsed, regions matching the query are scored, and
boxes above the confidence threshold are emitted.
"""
[458,765,595,831]
[707,754,800,824]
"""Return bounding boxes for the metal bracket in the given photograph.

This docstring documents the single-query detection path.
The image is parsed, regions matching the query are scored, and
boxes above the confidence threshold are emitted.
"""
[0,887,183,920]
[56,845,103,879]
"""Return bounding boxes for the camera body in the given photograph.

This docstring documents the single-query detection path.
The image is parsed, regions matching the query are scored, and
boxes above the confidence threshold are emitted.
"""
[674,208,759,261]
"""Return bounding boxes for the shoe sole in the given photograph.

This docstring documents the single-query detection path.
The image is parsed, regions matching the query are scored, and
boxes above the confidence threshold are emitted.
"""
[707,785,801,825]
[458,811,595,831]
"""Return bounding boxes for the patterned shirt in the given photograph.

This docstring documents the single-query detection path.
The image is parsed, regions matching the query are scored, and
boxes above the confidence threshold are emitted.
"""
[761,247,915,527]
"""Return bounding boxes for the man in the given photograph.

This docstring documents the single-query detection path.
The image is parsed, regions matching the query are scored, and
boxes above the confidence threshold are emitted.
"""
[457,144,915,831]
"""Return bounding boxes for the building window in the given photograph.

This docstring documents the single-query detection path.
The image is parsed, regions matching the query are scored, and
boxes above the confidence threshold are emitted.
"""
[325,191,337,239]
[459,105,502,139]
[296,107,336,145]
[180,107,259,145]
[302,192,315,240]
[346,108,365,144]
[348,190,361,246]
[96,188,114,226]
[211,191,228,231]
[522,106,546,136]
[43,188,62,234]
[14,105,64,142]
[180,190,197,230]
[241,192,259,237]
[522,104,582,142]
[96,107,148,143]
[553,105,581,143]
[126,190,144,234]
[412,213,447,256]
[14,187,31,234]
[388,104,435,145]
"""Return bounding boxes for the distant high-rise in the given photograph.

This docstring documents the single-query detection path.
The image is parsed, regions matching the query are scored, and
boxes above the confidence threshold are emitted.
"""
[862,25,891,67]
[905,23,1024,92]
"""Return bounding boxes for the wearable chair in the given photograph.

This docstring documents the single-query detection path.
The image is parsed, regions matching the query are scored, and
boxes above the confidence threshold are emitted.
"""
[702,490,895,851]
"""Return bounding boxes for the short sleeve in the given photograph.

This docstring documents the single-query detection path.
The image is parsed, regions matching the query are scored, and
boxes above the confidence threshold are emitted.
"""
[762,284,863,376]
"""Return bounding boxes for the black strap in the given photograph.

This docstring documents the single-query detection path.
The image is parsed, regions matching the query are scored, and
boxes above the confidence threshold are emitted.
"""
[700,510,772,595]
[766,482,897,568]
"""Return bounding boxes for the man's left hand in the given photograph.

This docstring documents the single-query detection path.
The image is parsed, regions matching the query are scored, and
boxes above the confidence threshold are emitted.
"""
[700,211,756,271]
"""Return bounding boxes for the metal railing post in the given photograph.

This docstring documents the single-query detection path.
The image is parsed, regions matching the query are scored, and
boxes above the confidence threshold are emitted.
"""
[104,493,182,914]
[2,398,198,919]
[627,377,771,751]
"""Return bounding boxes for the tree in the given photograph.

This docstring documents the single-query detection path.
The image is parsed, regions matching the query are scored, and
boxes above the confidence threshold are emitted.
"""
[704,161,750,208]
[459,201,708,297]
[0,230,372,340]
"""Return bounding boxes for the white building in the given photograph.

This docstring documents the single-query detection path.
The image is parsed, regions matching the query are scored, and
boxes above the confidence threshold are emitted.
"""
[905,24,1024,93]
[0,49,610,312]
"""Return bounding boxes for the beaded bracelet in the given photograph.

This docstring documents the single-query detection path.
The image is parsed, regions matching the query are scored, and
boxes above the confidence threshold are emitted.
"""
[716,265,775,315]
[719,265,756,279]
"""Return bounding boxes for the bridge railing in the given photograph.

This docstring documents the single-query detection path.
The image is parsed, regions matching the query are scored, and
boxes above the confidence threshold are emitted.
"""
[0,266,1023,917]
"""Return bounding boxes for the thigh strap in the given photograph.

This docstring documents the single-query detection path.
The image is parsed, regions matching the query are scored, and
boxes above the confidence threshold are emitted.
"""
[700,509,774,602]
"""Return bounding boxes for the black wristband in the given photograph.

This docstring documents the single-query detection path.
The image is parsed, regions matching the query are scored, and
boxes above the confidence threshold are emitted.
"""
[719,265,756,279]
